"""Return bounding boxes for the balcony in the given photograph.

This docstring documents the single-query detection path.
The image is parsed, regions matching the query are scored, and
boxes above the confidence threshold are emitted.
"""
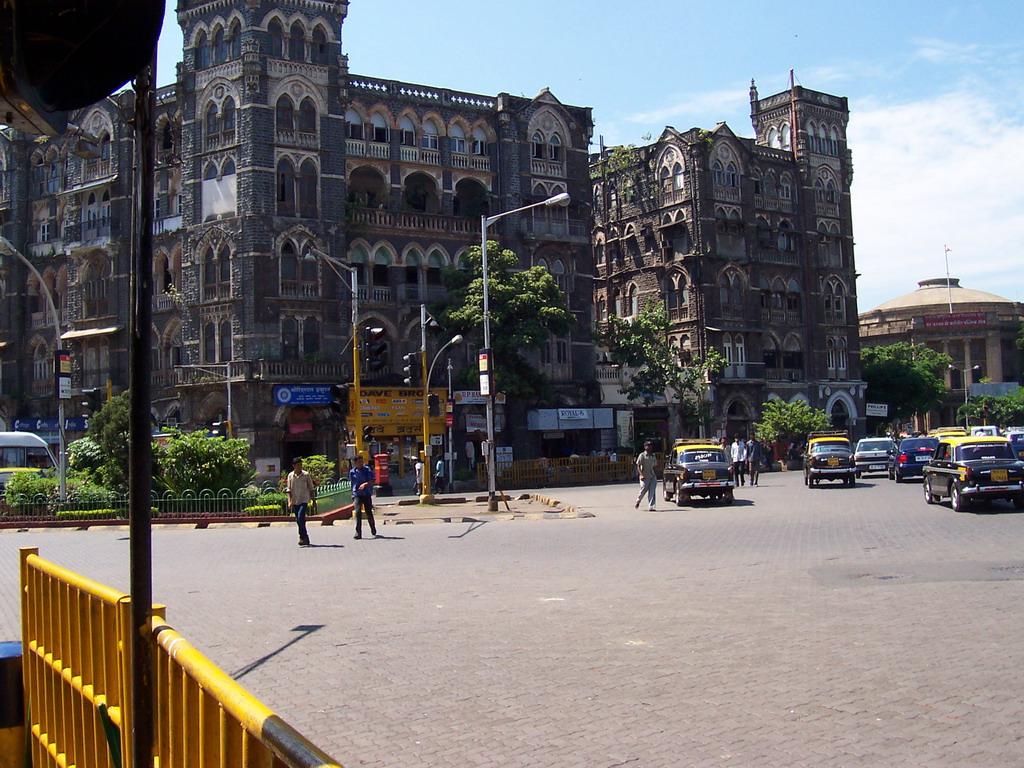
[152,293,178,313]
[712,185,741,202]
[522,217,590,244]
[721,362,765,381]
[766,368,804,382]
[30,309,63,330]
[531,158,565,178]
[752,250,800,266]
[280,282,320,299]
[153,215,182,235]
[349,208,480,237]
[667,306,692,323]
[399,146,440,165]
[276,129,319,150]
[452,153,491,171]
[815,200,840,217]
[753,195,793,213]
[660,188,688,206]
[82,159,114,182]
[355,286,393,303]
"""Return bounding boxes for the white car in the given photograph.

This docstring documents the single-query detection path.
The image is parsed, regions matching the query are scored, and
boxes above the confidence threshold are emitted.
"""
[854,437,896,477]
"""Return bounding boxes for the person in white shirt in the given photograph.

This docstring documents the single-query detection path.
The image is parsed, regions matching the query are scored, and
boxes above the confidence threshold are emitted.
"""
[414,458,424,495]
[730,436,748,487]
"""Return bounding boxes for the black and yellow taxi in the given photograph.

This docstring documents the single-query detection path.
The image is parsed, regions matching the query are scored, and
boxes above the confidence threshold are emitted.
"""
[662,439,735,506]
[922,435,1024,512]
[803,430,856,488]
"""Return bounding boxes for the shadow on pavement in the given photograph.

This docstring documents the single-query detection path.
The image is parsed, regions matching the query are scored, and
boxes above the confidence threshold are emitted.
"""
[232,624,324,680]
[448,521,487,538]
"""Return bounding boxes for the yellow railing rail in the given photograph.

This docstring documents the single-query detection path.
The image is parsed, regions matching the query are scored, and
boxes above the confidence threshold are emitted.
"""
[19,547,345,768]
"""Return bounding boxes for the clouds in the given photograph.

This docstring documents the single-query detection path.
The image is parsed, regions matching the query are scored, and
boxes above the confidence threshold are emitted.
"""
[849,88,1024,310]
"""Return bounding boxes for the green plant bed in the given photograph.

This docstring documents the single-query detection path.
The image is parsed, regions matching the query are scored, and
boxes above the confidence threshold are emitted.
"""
[56,508,128,521]
[242,504,287,517]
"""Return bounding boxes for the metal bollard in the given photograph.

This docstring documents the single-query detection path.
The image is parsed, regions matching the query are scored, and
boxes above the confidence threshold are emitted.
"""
[0,641,26,768]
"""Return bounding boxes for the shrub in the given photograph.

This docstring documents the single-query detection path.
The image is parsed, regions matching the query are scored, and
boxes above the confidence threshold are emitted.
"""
[55,508,126,521]
[241,504,287,517]
[4,472,58,505]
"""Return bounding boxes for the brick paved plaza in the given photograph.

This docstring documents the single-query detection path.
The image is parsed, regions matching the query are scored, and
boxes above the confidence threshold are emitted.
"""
[3,471,1024,767]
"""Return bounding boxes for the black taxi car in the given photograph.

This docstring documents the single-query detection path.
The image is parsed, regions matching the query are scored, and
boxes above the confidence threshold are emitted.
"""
[922,435,1024,512]
[803,430,856,487]
[662,439,735,505]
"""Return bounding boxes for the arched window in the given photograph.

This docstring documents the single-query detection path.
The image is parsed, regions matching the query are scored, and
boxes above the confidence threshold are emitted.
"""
[824,279,846,323]
[781,123,792,149]
[218,244,231,288]
[212,27,227,64]
[311,26,328,65]
[219,320,232,362]
[829,126,840,156]
[551,260,566,291]
[195,30,210,68]
[370,113,388,143]
[399,116,416,146]
[345,109,363,140]
[780,174,792,200]
[303,317,319,356]
[222,157,236,176]
[421,119,439,150]
[203,323,217,362]
[450,124,466,154]
[298,98,316,133]
[712,160,725,186]
[725,162,738,187]
[276,96,294,132]
[532,131,545,159]
[768,127,780,149]
[288,22,305,61]
[786,278,802,318]
[404,250,422,300]
[426,250,444,287]
[472,127,487,155]
[280,241,297,285]
[763,335,780,370]
[229,21,241,59]
[548,134,562,162]
[281,317,299,360]
[372,247,392,287]
[221,98,235,134]
[203,248,217,291]
[268,19,284,57]
[777,220,795,251]
[276,158,295,216]
[672,163,685,191]
[720,270,742,309]
[205,103,219,137]
[782,335,803,372]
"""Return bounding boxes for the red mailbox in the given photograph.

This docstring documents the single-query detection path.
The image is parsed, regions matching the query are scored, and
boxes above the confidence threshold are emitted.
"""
[374,453,389,485]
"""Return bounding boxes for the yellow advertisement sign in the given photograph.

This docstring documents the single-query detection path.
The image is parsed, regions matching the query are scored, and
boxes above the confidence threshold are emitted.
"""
[353,387,447,436]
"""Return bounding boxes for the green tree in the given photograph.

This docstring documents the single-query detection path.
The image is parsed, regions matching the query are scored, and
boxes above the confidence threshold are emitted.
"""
[752,399,831,444]
[159,430,255,495]
[598,300,725,436]
[431,240,575,399]
[861,343,951,423]
[85,392,131,490]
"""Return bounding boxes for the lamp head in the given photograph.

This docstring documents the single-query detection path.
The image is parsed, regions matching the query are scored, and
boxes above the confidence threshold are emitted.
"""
[452,334,464,345]
[544,192,571,207]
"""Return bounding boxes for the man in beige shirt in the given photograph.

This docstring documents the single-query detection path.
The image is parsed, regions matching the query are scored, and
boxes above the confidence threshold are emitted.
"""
[286,457,316,547]
[634,441,659,511]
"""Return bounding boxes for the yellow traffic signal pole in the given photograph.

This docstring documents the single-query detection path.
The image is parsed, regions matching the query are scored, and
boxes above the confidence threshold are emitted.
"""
[419,304,433,503]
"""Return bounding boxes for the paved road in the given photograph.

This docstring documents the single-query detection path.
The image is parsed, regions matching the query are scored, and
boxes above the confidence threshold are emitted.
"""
[3,470,1024,767]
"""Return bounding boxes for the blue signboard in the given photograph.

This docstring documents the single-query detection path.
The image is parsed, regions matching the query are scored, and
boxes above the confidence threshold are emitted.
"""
[273,385,332,406]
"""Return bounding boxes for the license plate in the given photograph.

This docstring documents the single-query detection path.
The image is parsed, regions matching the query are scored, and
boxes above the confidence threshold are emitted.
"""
[702,470,716,481]
[869,464,884,470]
[916,456,930,462]
[991,469,1008,482]
[828,458,839,467]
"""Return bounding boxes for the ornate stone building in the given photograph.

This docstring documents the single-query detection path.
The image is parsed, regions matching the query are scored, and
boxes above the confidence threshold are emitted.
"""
[859,277,1024,430]
[592,83,865,445]
[0,0,595,473]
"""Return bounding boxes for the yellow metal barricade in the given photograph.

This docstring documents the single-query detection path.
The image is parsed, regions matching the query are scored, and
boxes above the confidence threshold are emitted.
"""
[19,547,345,768]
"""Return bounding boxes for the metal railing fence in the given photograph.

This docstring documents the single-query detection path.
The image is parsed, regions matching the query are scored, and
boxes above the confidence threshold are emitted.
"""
[477,455,638,490]
[20,547,345,768]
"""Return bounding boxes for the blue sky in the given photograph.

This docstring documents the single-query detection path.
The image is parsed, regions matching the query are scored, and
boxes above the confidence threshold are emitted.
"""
[156,1,1024,312]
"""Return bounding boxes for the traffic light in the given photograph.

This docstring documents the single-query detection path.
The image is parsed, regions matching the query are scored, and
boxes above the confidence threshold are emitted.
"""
[402,352,420,387]
[428,394,440,417]
[209,420,231,438]
[363,327,387,372]
[81,387,104,415]
[362,425,374,443]
[329,384,349,417]
[0,0,165,136]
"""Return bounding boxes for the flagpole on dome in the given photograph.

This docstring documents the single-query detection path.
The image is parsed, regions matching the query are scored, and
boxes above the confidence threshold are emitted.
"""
[943,245,953,313]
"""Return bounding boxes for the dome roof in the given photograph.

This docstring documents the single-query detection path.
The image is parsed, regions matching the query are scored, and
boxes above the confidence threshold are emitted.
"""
[869,278,1014,312]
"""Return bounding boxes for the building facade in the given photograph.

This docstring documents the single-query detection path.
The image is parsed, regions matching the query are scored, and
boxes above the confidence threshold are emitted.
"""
[592,83,865,446]
[859,277,1024,430]
[0,0,595,475]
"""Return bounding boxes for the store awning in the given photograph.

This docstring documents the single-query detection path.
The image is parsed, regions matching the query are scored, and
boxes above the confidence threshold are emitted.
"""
[61,325,122,340]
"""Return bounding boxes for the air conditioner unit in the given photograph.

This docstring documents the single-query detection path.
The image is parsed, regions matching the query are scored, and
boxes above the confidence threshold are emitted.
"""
[165,417,178,428]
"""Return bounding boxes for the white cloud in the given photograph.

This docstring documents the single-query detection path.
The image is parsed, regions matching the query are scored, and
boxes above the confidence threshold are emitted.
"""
[911,38,986,65]
[850,89,1024,311]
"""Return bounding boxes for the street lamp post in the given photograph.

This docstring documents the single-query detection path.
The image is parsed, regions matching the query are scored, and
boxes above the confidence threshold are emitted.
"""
[480,191,570,511]
[419,327,463,504]
[0,235,67,500]
[950,364,982,429]
[305,248,364,460]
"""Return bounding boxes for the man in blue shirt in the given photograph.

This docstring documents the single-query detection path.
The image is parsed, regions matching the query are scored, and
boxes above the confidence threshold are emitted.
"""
[348,454,378,539]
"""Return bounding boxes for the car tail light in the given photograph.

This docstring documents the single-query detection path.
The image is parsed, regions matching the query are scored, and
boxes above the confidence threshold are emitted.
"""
[898,453,908,463]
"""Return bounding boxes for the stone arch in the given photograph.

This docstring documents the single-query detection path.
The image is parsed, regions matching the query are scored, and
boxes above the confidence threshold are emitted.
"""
[268,75,328,115]
[825,390,858,426]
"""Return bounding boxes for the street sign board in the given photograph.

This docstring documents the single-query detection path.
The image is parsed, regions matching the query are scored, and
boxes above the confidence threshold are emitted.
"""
[274,385,332,405]
[865,403,889,418]
[355,387,447,437]
[430,434,443,446]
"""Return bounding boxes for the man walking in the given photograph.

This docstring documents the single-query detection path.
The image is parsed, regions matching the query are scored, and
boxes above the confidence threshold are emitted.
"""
[634,440,659,511]
[731,435,747,487]
[746,435,763,486]
[349,454,378,539]
[286,457,316,547]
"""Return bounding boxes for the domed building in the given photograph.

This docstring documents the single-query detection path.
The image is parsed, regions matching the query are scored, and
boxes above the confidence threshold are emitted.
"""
[859,278,1024,429]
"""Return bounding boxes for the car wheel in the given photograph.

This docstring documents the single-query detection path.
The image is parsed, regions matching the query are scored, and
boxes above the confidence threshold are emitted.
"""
[951,482,968,512]
[675,488,689,507]
[894,471,902,484]
[923,479,938,505]
[664,484,673,502]
[723,490,734,505]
